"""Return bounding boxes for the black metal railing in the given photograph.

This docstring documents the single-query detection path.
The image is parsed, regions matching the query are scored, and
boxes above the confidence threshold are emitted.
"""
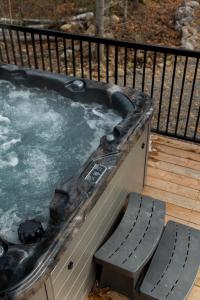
[0,23,199,143]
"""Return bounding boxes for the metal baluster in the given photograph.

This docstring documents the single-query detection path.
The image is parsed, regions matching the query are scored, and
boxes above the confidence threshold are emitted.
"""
[115,45,118,84]
[142,50,147,92]
[23,32,31,67]
[0,46,3,62]
[88,41,92,80]
[31,33,38,69]
[71,39,76,76]
[47,35,53,72]
[16,30,24,66]
[193,106,200,141]
[2,28,10,63]
[97,43,100,81]
[106,44,109,83]
[133,49,137,89]
[39,34,45,70]
[151,52,157,98]
[175,56,188,135]
[124,47,127,86]
[157,53,167,131]
[55,36,60,73]
[184,58,199,137]
[9,29,17,64]
[80,40,84,78]
[166,55,177,133]
[63,38,68,75]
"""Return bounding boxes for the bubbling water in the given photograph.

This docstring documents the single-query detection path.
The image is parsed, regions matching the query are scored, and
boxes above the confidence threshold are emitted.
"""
[0,80,122,242]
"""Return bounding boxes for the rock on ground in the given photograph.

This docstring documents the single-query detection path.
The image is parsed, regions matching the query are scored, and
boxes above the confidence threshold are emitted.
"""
[174,0,200,50]
[88,288,128,300]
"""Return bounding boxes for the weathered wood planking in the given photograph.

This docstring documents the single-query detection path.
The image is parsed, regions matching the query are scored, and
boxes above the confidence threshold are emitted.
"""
[187,285,200,300]
[165,203,200,225]
[146,176,199,200]
[151,134,200,154]
[147,134,200,298]
[152,142,200,162]
[143,186,200,211]
[148,159,200,180]
[196,271,200,287]
[147,167,200,190]
[150,151,200,171]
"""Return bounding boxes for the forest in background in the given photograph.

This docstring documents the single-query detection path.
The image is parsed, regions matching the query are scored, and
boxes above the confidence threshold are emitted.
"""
[0,0,184,47]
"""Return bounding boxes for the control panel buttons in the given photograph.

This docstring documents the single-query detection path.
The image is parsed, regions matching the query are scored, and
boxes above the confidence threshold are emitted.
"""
[85,164,107,184]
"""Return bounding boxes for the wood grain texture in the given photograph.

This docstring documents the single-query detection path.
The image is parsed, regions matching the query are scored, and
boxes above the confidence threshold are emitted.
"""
[148,159,200,180]
[150,151,200,171]
[147,135,200,299]
[187,285,200,300]
[147,167,200,190]
[196,270,200,287]
[152,142,200,162]
[146,176,199,200]
[143,186,200,211]
[165,203,200,225]
[151,134,200,154]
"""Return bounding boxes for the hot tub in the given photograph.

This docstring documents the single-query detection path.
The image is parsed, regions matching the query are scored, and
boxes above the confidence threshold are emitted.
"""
[0,64,153,300]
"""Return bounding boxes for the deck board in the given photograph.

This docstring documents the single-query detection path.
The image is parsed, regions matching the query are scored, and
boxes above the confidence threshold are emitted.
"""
[145,134,200,300]
[88,134,200,300]
[148,159,200,180]
[143,186,200,211]
[147,167,200,190]
[146,176,199,199]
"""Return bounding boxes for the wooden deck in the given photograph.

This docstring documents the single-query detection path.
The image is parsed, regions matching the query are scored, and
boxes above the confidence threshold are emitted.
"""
[144,134,200,300]
[88,134,200,300]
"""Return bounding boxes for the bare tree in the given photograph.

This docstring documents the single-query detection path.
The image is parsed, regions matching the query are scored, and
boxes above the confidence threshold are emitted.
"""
[95,0,104,37]
[8,0,13,23]
[124,0,128,22]
[95,0,105,62]
[131,0,139,7]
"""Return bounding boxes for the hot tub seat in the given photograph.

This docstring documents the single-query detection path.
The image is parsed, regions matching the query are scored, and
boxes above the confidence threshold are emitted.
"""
[140,221,200,300]
[94,193,166,297]
[94,195,200,300]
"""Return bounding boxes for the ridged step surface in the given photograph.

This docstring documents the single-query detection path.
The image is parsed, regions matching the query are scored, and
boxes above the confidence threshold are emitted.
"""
[140,221,200,300]
[95,193,165,280]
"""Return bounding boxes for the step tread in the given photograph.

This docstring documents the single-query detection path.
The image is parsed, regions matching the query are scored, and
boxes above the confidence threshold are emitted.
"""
[94,193,165,276]
[140,221,200,300]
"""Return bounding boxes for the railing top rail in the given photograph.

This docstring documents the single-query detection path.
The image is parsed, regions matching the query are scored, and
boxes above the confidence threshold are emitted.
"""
[1,23,200,58]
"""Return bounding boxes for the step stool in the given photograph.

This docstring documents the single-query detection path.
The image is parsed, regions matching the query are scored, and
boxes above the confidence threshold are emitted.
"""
[94,192,166,298]
[140,221,200,300]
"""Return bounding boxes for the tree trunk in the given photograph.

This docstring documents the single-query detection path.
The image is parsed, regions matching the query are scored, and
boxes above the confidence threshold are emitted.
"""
[132,0,139,7]
[95,0,104,37]
[95,0,104,63]
[124,0,128,23]
[8,0,13,24]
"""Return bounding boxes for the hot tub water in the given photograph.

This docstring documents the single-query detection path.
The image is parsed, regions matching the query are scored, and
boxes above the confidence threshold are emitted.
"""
[0,80,122,242]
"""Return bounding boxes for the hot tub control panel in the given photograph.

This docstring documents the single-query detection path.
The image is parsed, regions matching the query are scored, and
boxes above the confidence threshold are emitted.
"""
[85,164,107,184]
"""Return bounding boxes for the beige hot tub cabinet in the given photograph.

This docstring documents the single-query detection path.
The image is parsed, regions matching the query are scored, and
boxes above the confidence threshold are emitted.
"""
[27,124,150,300]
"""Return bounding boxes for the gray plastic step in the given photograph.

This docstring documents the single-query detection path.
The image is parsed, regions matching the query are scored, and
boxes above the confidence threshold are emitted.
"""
[140,221,200,300]
[94,192,165,298]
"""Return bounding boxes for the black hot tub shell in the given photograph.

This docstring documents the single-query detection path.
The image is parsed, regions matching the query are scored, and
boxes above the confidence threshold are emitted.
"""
[0,64,153,300]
